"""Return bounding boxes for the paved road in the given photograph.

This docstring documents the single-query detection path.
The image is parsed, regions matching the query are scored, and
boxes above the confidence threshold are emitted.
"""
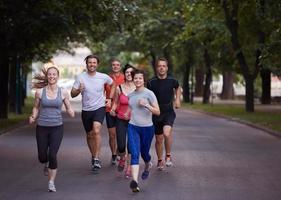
[1,103,281,200]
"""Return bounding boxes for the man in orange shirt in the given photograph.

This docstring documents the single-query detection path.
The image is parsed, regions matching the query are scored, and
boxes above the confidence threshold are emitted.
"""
[105,58,125,165]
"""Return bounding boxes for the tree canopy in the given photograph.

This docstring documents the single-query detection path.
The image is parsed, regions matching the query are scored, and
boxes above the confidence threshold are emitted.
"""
[0,0,280,118]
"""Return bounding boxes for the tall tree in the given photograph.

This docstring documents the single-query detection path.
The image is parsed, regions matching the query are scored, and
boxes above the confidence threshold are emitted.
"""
[0,0,128,118]
[222,0,260,112]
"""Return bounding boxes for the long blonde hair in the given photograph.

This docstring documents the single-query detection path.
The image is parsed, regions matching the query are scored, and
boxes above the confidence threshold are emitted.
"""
[32,66,59,89]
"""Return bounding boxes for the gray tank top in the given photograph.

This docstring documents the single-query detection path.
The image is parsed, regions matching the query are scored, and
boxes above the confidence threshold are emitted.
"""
[38,87,63,126]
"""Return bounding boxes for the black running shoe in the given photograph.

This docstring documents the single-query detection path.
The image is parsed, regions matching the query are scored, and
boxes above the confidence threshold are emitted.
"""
[130,180,140,193]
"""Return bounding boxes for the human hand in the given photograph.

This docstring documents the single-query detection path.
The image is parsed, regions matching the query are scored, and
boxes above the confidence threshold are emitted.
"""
[109,109,116,117]
[105,99,112,107]
[79,80,85,93]
[29,115,36,124]
[174,99,181,109]
[123,112,129,120]
[139,98,149,108]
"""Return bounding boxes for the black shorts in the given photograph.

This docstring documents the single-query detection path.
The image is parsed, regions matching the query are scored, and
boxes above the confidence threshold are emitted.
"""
[81,107,105,133]
[153,111,176,135]
[105,112,117,128]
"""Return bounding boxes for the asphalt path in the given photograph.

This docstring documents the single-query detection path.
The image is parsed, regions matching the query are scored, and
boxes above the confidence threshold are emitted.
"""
[1,102,281,200]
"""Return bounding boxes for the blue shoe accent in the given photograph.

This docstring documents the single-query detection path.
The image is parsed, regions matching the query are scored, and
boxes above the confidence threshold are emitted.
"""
[141,170,150,180]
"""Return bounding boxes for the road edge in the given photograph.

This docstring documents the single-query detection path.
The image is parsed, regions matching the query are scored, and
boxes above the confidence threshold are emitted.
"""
[186,108,281,139]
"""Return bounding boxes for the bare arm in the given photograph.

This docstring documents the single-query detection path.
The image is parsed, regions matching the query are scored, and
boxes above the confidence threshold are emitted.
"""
[29,90,41,124]
[63,89,75,117]
[71,80,85,98]
[105,83,116,107]
[145,101,160,116]
[174,86,181,109]
[71,87,80,98]
[109,86,119,116]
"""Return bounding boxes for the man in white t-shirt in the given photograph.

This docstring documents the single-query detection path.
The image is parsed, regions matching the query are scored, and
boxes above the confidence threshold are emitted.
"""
[71,55,115,173]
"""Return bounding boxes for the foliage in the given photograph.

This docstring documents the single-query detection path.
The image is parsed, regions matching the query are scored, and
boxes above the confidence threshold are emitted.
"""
[0,97,33,134]
[184,102,281,133]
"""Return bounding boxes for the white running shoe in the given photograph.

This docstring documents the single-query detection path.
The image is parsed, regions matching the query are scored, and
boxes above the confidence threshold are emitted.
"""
[157,160,165,171]
[48,181,56,192]
[165,156,173,167]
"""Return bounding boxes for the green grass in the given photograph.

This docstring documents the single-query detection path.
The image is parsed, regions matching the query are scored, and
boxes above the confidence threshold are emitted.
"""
[183,103,281,133]
[0,97,33,133]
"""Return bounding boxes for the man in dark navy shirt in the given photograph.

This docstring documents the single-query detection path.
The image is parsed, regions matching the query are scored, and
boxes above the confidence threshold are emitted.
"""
[147,57,181,170]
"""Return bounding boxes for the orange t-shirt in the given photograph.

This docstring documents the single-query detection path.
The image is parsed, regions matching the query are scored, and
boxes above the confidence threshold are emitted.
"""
[105,72,125,112]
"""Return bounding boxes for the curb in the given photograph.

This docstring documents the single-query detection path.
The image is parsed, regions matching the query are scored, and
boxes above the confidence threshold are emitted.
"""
[0,120,29,136]
[188,108,281,139]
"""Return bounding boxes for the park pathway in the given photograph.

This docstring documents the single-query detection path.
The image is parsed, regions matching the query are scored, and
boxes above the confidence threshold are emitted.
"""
[0,102,281,200]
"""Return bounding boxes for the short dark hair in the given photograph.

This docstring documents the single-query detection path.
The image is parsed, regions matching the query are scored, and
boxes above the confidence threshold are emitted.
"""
[132,69,147,84]
[84,55,100,64]
[123,63,136,74]
[156,57,168,66]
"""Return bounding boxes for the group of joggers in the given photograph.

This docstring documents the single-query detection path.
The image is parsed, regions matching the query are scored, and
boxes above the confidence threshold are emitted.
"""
[29,55,181,193]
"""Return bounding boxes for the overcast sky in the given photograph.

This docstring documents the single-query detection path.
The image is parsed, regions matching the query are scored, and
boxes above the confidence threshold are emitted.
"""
[51,47,91,66]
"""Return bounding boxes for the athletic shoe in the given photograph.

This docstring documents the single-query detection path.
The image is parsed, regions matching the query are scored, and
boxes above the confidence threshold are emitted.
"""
[48,181,56,192]
[141,161,152,180]
[157,160,165,171]
[111,155,117,165]
[117,155,121,161]
[165,156,173,167]
[117,157,126,172]
[91,158,95,170]
[124,166,131,179]
[92,159,102,171]
[130,180,140,193]
[43,163,49,176]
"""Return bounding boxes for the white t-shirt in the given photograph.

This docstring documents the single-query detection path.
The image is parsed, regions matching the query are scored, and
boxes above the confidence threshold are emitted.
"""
[73,72,113,111]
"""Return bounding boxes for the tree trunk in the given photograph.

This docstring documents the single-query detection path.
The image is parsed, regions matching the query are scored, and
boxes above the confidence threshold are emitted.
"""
[9,58,16,112]
[257,0,268,104]
[245,77,254,112]
[195,68,204,96]
[22,72,27,106]
[150,50,157,75]
[182,63,190,102]
[0,37,9,119]
[203,48,212,104]
[15,56,22,114]
[260,68,271,104]
[163,47,173,73]
[221,71,234,99]
[222,0,255,112]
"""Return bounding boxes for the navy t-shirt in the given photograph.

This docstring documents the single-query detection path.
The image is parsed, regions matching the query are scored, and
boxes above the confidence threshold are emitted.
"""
[147,75,179,112]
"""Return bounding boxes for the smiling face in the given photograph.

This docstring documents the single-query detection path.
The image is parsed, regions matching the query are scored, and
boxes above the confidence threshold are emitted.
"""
[133,73,145,89]
[47,67,59,85]
[111,60,121,73]
[86,57,98,73]
[124,67,134,82]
